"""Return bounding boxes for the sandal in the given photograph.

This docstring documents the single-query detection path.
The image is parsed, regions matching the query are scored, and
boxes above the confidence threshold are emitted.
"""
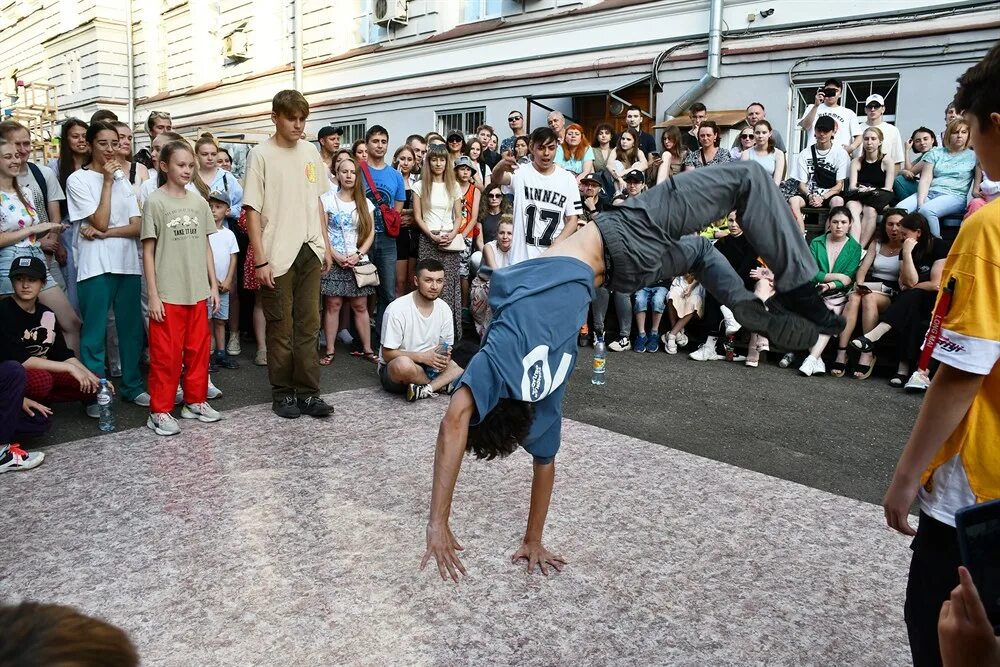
[830,346,849,378]
[889,373,908,388]
[853,356,877,380]
[319,352,335,366]
[850,335,875,353]
[362,351,379,364]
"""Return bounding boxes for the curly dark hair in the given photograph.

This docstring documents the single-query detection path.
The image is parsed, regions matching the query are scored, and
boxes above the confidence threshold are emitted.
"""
[466,399,535,460]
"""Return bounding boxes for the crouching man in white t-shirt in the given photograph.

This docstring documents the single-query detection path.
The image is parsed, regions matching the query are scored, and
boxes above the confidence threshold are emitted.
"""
[379,258,463,402]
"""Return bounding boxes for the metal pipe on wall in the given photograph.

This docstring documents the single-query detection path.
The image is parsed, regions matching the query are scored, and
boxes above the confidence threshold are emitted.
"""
[293,0,303,91]
[126,0,135,128]
[662,0,723,118]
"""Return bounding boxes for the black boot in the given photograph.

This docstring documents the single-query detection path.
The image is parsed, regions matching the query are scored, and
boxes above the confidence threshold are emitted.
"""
[776,284,847,336]
[730,299,818,352]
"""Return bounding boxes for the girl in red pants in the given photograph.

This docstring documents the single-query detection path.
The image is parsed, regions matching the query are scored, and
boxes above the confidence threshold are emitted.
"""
[140,140,222,436]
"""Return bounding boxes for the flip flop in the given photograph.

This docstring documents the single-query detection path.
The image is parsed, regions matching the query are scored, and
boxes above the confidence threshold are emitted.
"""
[319,352,335,366]
[850,335,875,353]
[830,346,849,378]
[362,351,379,364]
[889,373,908,388]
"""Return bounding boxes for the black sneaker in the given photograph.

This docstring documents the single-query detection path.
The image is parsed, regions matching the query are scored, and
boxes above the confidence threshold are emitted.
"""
[209,356,220,373]
[272,396,301,419]
[298,395,334,417]
[776,284,847,336]
[215,352,240,370]
[730,299,818,352]
[577,331,590,347]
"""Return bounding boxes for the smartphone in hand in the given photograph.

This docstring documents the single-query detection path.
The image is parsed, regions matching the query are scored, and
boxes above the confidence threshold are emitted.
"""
[955,498,1000,631]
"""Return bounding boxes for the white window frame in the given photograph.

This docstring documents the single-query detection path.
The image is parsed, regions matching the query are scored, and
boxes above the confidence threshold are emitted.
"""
[791,74,900,151]
[330,119,368,146]
[436,108,486,138]
[463,0,503,22]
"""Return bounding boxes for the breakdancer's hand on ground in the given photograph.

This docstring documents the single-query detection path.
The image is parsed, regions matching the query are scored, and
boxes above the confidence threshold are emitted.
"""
[421,522,467,582]
[511,540,566,576]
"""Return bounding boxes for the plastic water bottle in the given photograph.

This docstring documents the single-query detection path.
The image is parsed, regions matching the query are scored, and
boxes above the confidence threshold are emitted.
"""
[591,334,607,385]
[96,379,115,432]
[426,337,450,381]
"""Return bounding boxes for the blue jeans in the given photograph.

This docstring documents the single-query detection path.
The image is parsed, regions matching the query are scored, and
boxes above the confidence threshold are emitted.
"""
[897,191,967,238]
[371,231,397,342]
[633,286,668,314]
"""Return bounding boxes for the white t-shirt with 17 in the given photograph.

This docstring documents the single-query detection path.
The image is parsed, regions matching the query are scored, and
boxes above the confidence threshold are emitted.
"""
[509,162,583,264]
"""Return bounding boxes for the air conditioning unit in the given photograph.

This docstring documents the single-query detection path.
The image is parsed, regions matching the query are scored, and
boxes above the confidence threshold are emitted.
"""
[223,31,249,60]
[374,0,407,26]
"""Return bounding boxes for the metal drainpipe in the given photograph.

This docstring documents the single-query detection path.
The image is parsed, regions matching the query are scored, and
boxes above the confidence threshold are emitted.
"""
[662,0,723,118]
[293,0,303,91]
[126,0,135,128]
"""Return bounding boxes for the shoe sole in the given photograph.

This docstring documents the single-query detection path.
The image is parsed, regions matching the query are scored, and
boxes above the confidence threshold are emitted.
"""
[273,410,301,418]
[146,420,180,436]
[733,301,818,352]
[181,410,222,423]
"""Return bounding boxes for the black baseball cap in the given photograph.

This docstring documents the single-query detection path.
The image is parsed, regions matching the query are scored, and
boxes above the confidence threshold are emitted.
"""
[623,169,645,182]
[815,115,837,133]
[317,126,342,139]
[8,255,46,281]
[446,130,465,143]
[579,172,602,185]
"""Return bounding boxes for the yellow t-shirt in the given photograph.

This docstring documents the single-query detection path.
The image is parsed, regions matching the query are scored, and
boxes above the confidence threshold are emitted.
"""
[919,198,1000,525]
[242,137,327,278]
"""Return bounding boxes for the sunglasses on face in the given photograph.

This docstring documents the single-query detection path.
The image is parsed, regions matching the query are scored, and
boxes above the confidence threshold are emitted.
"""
[741,134,754,139]
[487,193,503,198]
[448,138,462,143]
[866,104,882,110]
[508,116,521,122]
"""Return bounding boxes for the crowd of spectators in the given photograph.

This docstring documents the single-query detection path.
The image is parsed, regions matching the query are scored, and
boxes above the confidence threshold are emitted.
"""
[0,74,993,471]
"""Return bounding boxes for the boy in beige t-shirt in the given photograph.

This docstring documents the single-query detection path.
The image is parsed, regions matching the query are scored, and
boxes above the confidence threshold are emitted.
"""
[242,90,333,419]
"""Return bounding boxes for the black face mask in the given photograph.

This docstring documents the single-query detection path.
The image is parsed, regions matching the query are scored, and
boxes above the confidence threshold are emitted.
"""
[823,88,839,98]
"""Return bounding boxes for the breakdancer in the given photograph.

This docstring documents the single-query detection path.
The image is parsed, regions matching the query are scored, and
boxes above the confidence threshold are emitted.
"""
[420,158,844,581]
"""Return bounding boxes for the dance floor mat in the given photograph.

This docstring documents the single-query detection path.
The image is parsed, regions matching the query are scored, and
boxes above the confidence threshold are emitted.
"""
[2,388,911,665]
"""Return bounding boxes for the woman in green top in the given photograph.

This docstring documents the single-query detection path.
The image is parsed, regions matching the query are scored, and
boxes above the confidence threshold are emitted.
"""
[796,206,862,377]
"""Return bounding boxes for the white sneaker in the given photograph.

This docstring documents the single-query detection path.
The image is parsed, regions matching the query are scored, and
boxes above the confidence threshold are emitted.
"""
[689,341,723,361]
[406,383,437,402]
[675,331,689,348]
[798,355,826,377]
[207,377,222,399]
[721,305,742,335]
[85,402,100,418]
[146,412,180,436]
[665,333,678,355]
[337,329,354,345]
[0,444,44,472]
[226,333,241,356]
[129,391,151,407]
[608,336,631,352]
[904,370,930,393]
[181,402,222,423]
[254,349,267,366]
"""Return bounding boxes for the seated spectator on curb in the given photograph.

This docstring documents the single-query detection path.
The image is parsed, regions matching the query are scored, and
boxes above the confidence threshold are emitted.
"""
[831,209,905,378]
[590,123,618,198]
[740,120,785,185]
[682,102,707,153]
[0,360,48,473]
[843,127,896,246]
[850,212,949,387]
[731,126,755,160]
[464,139,488,189]
[0,137,80,354]
[732,102,786,152]
[798,78,860,152]
[624,106,657,156]
[655,126,687,184]
[379,259,463,402]
[0,256,101,412]
[611,129,647,189]
[556,123,594,179]
[682,120,732,172]
[470,217,513,338]
[793,207,862,377]
[966,170,998,217]
[664,273,705,355]
[894,127,937,202]
[898,118,977,237]
[633,282,668,353]
[689,215,764,364]
[847,94,904,166]
[785,115,850,233]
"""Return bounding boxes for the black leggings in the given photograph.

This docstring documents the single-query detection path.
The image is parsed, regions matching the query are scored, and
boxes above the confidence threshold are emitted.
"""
[880,288,936,368]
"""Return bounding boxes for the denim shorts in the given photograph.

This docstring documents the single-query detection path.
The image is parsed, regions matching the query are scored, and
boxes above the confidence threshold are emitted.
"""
[209,292,230,320]
[633,286,668,313]
[0,245,58,295]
